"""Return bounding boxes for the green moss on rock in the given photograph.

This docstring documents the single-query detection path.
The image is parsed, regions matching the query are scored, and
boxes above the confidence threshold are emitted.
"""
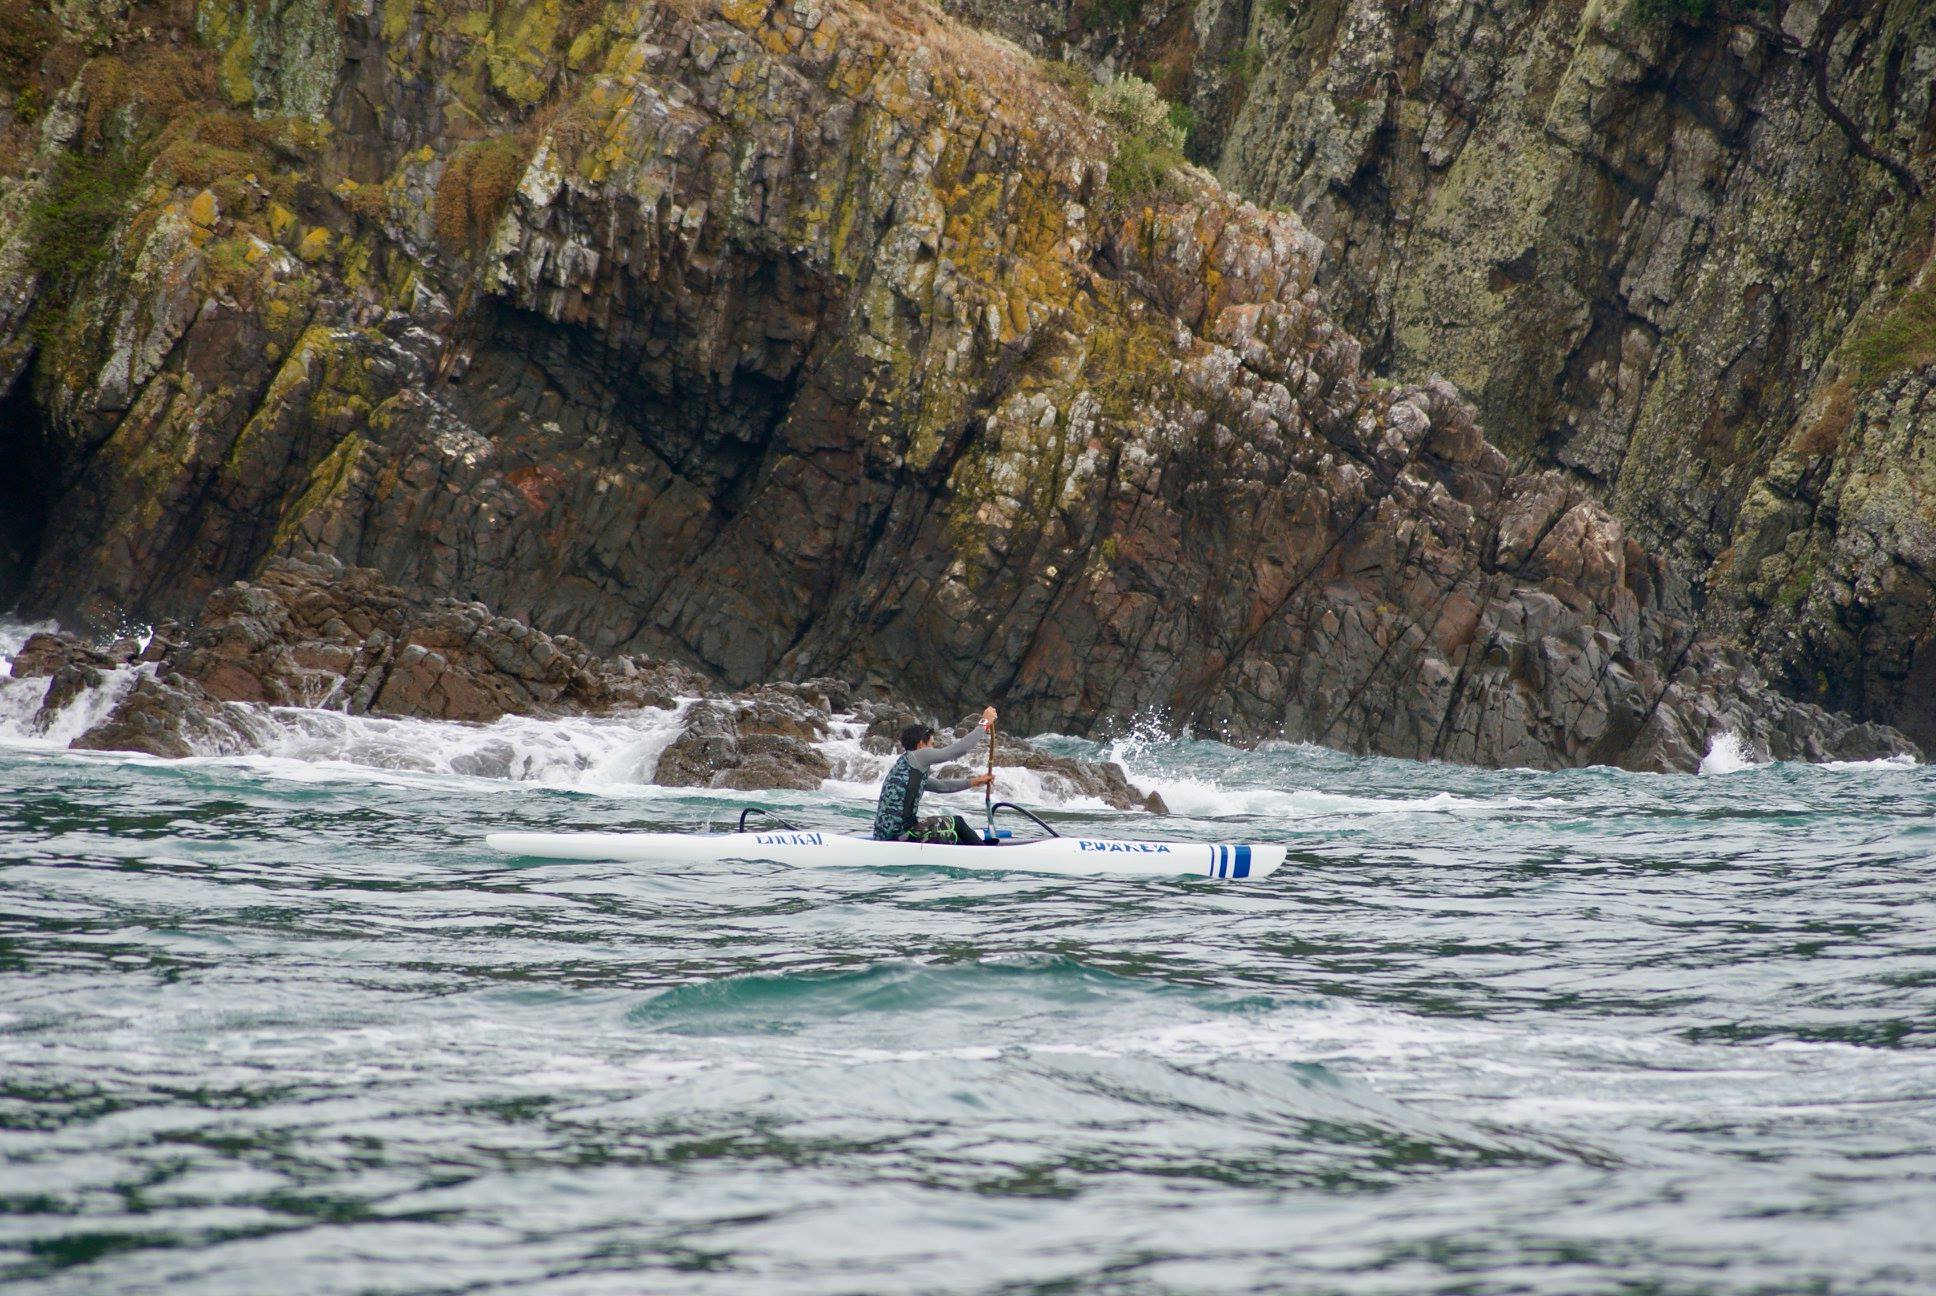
[194,0,343,119]
[1845,284,1936,392]
[23,150,148,326]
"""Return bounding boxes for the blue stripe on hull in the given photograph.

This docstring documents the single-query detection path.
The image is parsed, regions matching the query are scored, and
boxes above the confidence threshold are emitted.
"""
[1203,845,1256,879]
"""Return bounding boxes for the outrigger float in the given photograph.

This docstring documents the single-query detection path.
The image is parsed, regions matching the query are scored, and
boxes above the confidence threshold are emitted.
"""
[486,804,1285,881]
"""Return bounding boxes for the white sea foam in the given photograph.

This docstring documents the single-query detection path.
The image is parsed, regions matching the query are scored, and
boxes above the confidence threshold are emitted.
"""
[0,620,151,749]
[0,619,55,656]
[247,701,696,792]
[1097,724,1523,821]
[1817,753,1920,771]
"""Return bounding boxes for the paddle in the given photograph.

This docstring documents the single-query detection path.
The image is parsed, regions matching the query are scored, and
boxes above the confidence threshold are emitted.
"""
[984,715,997,843]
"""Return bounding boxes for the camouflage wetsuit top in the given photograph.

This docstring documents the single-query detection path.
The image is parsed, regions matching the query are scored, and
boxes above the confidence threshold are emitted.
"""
[871,724,986,840]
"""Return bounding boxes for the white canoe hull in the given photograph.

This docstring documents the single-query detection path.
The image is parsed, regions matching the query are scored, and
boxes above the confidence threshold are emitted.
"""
[484,830,1284,880]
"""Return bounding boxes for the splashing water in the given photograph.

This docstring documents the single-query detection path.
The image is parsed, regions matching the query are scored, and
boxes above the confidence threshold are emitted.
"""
[1698,729,1761,775]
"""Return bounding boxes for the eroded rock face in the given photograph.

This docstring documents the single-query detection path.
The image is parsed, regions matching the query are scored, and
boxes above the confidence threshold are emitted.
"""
[1710,371,1936,747]
[1207,0,1934,524]
[1150,0,1936,749]
[929,0,1936,754]
[0,0,1918,771]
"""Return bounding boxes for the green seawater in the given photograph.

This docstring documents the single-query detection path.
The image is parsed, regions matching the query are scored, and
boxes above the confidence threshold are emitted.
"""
[2,715,1933,1294]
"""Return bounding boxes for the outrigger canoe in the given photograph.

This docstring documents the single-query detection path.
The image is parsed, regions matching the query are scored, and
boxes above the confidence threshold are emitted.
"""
[486,810,1283,881]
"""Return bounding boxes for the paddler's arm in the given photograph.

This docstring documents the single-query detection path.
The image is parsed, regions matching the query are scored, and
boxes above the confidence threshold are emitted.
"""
[905,707,998,792]
[906,708,996,770]
[923,772,994,794]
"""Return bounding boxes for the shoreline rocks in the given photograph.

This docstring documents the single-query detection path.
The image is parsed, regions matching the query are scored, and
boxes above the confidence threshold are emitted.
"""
[9,554,1913,785]
[8,557,1168,804]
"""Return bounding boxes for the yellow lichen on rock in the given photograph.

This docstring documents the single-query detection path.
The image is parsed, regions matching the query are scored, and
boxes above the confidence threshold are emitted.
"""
[272,431,369,552]
[485,0,564,107]
[186,189,221,238]
[196,1,256,108]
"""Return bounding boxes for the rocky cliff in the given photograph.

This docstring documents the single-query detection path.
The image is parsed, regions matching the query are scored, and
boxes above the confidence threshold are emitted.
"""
[944,0,1936,752]
[0,0,1914,769]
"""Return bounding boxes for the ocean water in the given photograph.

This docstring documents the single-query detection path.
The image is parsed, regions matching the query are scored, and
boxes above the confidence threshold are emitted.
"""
[2,626,1933,1294]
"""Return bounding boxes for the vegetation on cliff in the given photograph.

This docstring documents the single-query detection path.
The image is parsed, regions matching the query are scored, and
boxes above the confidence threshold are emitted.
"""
[1847,284,1936,392]
[1086,73,1191,198]
[435,134,535,250]
[22,152,146,323]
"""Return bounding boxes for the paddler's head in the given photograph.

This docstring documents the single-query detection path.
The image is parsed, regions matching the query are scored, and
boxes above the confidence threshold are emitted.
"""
[901,724,936,751]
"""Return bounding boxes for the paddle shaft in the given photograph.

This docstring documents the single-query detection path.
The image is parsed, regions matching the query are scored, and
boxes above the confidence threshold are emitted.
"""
[985,720,996,834]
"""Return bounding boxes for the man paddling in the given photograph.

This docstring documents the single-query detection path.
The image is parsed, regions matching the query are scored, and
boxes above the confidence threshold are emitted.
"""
[872,707,998,844]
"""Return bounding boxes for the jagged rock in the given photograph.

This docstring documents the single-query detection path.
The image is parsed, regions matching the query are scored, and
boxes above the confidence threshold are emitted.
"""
[23,556,712,756]
[35,663,107,731]
[653,703,743,787]
[654,698,833,792]
[708,742,833,793]
[650,701,832,794]
[733,686,829,743]
[857,702,930,756]
[8,633,130,681]
[8,632,136,732]
[788,678,857,715]
[995,739,1158,813]
[71,674,269,759]
[164,554,705,723]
